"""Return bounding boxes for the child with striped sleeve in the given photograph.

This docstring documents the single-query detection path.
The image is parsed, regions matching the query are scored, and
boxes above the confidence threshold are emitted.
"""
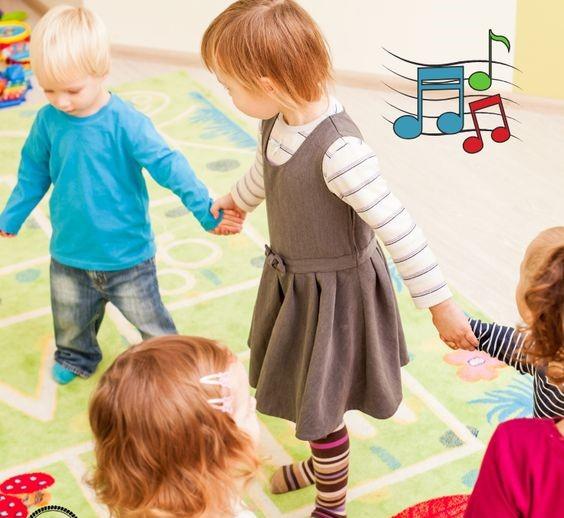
[469,226,564,417]
[202,1,477,516]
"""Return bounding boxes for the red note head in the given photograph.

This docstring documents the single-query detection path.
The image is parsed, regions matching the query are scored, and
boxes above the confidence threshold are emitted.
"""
[492,126,510,143]
[463,135,484,154]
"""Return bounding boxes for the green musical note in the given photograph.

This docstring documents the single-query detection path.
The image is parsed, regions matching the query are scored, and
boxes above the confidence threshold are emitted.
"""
[469,29,511,91]
[490,30,511,52]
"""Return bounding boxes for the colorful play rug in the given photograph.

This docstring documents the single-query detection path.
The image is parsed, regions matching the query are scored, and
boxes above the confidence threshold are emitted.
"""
[0,71,534,517]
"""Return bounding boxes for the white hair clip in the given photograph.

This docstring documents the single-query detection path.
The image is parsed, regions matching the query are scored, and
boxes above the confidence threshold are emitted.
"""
[200,371,233,414]
[200,372,231,388]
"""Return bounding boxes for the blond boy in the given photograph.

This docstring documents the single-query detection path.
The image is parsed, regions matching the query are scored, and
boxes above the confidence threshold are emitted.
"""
[0,6,241,384]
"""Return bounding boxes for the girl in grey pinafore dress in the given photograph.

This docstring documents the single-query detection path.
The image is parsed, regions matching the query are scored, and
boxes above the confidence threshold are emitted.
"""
[249,111,409,441]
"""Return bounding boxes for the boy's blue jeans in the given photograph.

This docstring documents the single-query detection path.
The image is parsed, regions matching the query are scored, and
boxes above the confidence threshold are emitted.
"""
[50,257,177,377]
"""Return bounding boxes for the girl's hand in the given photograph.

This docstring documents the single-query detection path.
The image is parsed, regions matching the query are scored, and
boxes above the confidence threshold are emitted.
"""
[210,194,247,236]
[211,209,245,236]
[0,230,15,238]
[430,298,478,350]
[211,193,246,220]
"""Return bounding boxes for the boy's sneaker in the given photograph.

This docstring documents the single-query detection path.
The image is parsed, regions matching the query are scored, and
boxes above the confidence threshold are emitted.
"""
[52,363,77,385]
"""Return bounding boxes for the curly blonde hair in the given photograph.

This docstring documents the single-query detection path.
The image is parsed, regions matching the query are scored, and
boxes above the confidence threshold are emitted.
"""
[88,336,260,517]
[520,227,564,386]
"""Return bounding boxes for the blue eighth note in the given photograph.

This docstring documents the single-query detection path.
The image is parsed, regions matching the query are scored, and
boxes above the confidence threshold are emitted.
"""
[393,66,465,139]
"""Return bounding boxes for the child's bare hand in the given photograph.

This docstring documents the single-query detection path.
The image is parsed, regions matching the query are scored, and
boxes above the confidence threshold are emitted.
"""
[430,298,478,350]
[0,230,15,238]
[210,193,247,235]
[211,209,245,236]
[211,193,246,220]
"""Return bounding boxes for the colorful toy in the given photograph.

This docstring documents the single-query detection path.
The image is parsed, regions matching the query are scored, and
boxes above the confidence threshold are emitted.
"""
[0,20,31,71]
[0,21,30,49]
[0,18,32,109]
[0,64,31,109]
[2,40,30,67]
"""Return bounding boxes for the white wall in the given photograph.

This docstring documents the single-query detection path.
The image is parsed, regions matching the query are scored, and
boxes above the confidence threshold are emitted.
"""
[83,0,518,83]
[39,0,82,7]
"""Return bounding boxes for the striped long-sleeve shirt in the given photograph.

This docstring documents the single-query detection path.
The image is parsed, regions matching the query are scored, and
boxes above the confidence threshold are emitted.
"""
[470,319,564,418]
[231,97,451,309]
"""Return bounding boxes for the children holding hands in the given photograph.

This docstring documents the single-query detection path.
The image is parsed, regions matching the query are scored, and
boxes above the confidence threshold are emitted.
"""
[3,2,562,517]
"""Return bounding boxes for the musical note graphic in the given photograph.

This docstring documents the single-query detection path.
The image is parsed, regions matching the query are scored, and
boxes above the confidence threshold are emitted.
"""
[393,66,465,139]
[462,94,511,154]
[468,29,511,91]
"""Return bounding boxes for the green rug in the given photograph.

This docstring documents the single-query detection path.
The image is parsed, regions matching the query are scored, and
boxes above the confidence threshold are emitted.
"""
[0,71,533,517]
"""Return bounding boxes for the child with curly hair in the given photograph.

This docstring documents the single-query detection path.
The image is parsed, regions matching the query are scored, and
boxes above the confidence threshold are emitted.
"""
[470,226,564,417]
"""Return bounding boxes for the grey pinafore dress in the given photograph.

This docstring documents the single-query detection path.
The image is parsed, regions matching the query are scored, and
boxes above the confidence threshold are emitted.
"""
[249,111,409,441]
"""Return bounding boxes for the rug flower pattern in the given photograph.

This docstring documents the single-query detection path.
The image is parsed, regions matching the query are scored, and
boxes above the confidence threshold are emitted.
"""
[444,350,506,382]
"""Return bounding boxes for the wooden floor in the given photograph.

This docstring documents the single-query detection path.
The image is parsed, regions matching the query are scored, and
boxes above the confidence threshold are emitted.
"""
[6,0,564,326]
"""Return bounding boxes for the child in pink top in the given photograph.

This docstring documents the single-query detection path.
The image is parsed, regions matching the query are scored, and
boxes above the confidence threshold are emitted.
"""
[465,418,564,517]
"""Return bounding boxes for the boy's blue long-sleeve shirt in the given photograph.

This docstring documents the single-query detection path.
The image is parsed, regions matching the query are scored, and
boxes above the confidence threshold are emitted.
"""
[0,94,220,270]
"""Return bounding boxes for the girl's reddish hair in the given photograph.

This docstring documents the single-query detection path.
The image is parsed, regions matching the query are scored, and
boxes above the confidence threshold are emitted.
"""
[88,335,259,517]
[201,0,332,107]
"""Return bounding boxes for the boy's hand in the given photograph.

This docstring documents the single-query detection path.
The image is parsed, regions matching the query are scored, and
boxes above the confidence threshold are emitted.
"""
[0,230,15,238]
[430,298,478,351]
[211,209,245,236]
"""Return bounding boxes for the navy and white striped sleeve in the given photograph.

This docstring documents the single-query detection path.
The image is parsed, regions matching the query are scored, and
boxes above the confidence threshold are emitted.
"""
[469,318,534,376]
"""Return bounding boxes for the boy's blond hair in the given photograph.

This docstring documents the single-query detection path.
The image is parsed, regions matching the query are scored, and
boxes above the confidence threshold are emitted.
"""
[202,0,332,108]
[31,5,110,84]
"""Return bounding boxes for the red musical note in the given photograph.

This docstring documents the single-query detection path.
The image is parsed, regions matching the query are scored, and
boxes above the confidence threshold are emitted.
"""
[463,94,511,154]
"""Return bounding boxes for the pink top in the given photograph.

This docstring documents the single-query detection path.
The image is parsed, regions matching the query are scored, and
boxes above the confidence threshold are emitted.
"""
[465,418,564,518]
